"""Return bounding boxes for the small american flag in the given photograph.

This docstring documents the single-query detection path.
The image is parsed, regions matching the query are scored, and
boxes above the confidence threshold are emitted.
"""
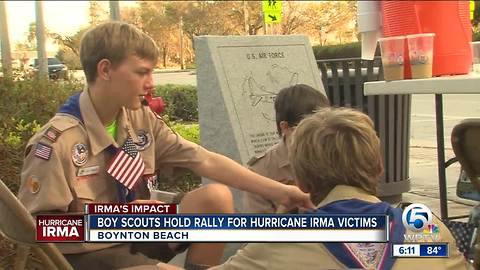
[107,137,145,190]
[34,143,53,160]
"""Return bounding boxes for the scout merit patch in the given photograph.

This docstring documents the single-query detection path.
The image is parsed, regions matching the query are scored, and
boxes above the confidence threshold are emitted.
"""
[34,143,52,160]
[26,176,41,193]
[43,126,61,142]
[135,130,151,151]
[72,143,88,166]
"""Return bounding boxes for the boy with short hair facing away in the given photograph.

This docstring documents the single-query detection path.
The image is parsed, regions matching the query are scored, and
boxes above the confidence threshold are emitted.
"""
[244,84,329,213]
[203,108,467,270]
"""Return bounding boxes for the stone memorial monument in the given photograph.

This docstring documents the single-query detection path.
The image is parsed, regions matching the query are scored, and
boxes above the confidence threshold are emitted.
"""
[194,35,325,211]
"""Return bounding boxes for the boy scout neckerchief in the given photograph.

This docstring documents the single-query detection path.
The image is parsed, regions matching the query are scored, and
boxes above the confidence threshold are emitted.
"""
[310,199,405,270]
[58,93,82,121]
[58,93,136,203]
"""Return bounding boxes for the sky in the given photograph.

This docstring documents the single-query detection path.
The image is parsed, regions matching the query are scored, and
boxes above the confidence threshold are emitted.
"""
[5,1,92,50]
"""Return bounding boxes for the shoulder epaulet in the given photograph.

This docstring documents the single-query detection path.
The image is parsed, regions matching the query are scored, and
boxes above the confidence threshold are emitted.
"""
[51,115,80,131]
[41,116,79,143]
[247,153,266,167]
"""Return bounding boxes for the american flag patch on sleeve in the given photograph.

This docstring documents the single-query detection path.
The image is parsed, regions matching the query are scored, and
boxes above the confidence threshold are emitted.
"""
[43,126,61,142]
[34,143,53,160]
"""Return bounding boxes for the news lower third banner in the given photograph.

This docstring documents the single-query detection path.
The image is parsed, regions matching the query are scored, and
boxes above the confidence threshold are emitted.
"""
[36,203,389,243]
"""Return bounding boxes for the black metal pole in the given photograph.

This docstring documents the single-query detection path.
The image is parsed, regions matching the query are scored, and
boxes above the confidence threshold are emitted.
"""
[435,94,448,220]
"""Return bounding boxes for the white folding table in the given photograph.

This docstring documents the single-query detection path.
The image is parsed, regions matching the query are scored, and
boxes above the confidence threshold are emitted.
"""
[364,74,480,220]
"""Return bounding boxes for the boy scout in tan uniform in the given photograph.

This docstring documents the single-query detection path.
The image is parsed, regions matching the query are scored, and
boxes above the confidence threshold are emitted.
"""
[213,186,468,270]
[17,22,314,270]
[165,108,466,270]
[244,84,329,213]
[245,140,294,213]
[20,90,206,254]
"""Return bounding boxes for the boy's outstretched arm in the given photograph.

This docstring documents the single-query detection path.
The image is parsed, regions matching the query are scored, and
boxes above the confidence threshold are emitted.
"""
[190,150,315,211]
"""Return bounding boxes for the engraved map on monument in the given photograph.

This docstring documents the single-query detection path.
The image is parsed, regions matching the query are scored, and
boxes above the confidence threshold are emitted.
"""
[218,44,316,158]
[242,64,299,121]
[236,63,303,156]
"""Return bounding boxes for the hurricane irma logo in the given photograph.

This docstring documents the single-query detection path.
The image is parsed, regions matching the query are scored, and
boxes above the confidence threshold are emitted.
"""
[401,203,433,232]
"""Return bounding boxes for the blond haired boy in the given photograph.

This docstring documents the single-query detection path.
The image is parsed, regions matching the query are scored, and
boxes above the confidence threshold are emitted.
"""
[157,108,468,270]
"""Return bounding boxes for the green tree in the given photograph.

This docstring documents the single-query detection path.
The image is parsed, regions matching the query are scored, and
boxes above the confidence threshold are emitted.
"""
[122,1,179,68]
[280,1,309,35]
[55,48,82,70]
[301,1,357,45]
[167,2,244,44]
[15,22,40,51]
[14,41,35,52]
[50,27,88,58]
[116,1,359,65]
[50,27,88,70]
[88,1,108,26]
[229,1,263,35]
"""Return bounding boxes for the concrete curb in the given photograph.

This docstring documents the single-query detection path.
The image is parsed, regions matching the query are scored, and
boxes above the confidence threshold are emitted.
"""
[410,139,453,150]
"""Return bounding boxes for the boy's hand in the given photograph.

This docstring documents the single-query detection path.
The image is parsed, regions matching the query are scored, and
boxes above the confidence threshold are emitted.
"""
[278,185,315,211]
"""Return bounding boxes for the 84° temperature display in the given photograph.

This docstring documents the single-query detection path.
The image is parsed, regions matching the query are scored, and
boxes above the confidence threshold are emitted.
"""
[392,243,448,257]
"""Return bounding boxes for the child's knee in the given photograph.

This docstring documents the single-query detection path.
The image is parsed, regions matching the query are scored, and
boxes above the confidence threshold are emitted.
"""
[200,184,233,204]
[181,184,234,213]
[195,184,234,213]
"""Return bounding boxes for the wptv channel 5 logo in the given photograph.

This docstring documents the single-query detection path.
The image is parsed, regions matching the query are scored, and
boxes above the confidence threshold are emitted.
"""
[401,203,440,241]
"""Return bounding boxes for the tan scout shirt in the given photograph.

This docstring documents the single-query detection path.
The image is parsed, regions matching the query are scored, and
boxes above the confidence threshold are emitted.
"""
[219,185,468,270]
[243,139,295,213]
[18,90,207,254]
